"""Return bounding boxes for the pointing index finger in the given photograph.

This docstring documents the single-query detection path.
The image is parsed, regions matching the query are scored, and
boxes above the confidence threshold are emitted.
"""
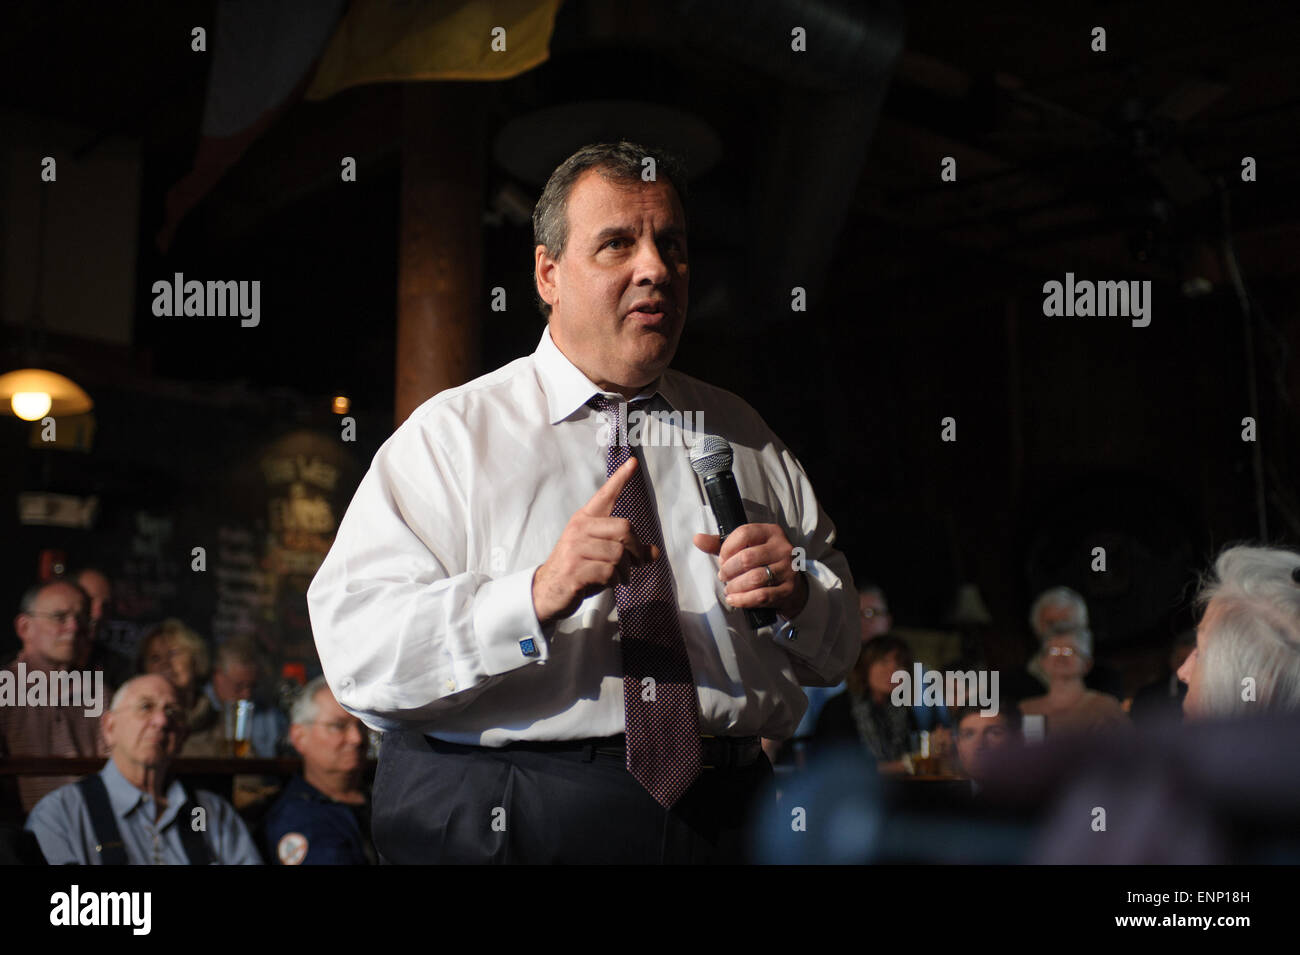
[582,456,638,516]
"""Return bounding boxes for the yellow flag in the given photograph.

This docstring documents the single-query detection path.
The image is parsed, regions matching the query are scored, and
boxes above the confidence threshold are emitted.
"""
[306,0,563,99]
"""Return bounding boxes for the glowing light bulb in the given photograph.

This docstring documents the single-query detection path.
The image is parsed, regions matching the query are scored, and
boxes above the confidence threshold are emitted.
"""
[12,391,52,420]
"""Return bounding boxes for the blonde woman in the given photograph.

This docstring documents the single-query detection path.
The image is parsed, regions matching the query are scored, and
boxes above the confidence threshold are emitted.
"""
[137,619,218,751]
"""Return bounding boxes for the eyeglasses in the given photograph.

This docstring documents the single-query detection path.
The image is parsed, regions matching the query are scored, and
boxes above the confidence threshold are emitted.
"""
[26,609,90,628]
[312,720,361,735]
[1047,646,1077,657]
[123,698,185,723]
[861,608,889,620]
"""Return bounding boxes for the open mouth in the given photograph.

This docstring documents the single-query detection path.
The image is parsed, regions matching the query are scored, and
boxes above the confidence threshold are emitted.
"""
[627,300,670,324]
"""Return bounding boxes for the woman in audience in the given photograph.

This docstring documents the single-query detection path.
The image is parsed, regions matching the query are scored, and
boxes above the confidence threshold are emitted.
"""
[137,619,218,752]
[813,634,918,772]
[1178,545,1300,716]
[1018,629,1127,734]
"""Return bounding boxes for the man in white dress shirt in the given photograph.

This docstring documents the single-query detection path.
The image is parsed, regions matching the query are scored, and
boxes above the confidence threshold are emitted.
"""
[307,141,858,863]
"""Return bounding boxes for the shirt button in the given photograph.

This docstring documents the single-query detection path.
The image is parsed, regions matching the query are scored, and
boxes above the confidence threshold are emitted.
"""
[444,679,456,692]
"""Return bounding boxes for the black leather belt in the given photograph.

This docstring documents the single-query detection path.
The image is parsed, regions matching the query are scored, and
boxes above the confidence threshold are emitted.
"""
[501,734,763,770]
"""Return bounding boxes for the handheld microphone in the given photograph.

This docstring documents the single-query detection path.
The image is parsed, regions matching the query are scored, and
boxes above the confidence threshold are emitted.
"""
[689,435,778,631]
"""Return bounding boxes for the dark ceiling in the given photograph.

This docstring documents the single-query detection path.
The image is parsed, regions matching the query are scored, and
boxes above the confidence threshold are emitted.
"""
[4,0,1296,329]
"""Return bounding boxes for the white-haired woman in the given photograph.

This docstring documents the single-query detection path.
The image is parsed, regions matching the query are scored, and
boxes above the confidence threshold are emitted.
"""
[1178,545,1300,716]
[1019,629,1128,734]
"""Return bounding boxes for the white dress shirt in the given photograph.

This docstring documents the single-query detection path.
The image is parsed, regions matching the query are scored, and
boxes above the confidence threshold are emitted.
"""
[307,327,858,745]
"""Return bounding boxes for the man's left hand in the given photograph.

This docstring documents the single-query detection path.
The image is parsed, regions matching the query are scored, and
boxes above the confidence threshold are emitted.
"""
[693,524,809,620]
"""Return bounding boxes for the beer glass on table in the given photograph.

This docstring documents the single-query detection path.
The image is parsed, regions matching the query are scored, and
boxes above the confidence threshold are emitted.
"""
[223,700,255,758]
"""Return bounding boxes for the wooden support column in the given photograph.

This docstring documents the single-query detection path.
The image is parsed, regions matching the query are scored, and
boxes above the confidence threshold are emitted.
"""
[395,82,485,426]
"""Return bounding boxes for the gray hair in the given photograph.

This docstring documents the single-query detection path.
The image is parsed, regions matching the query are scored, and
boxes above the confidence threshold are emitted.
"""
[1193,545,1300,716]
[532,140,689,320]
[290,675,332,726]
[1028,586,1089,641]
[109,674,173,713]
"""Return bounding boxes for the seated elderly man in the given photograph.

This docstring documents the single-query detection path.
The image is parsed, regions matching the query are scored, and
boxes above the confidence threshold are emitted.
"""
[24,674,262,864]
[261,677,374,865]
[1,580,108,815]
[185,639,287,758]
[69,566,132,690]
[1179,545,1300,716]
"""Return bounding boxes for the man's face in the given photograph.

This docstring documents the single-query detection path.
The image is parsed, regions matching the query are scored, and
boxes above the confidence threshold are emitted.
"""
[290,689,366,776]
[536,168,689,394]
[213,662,258,702]
[76,570,112,628]
[859,590,891,642]
[15,582,87,666]
[104,675,185,769]
[955,713,1013,778]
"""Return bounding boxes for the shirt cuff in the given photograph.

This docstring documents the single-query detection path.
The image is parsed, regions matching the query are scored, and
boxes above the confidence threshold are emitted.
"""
[471,565,550,675]
[770,571,830,664]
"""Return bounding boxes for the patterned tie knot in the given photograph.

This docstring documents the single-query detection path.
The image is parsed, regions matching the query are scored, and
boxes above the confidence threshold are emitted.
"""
[588,393,654,446]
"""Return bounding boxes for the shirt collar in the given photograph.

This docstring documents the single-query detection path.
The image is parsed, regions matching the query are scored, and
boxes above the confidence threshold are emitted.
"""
[290,775,367,806]
[101,758,189,828]
[289,775,330,803]
[534,325,680,424]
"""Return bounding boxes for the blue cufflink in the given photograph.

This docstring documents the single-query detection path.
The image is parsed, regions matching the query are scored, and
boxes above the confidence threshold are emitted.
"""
[520,638,538,657]
[786,627,798,642]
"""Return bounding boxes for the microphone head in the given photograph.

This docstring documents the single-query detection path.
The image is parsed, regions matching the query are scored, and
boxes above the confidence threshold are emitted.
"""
[689,435,734,477]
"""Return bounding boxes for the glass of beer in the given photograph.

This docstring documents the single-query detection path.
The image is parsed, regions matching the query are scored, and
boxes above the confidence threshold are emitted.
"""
[223,700,255,757]
[907,730,935,775]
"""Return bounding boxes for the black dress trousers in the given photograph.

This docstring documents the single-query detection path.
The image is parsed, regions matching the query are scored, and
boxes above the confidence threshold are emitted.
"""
[371,731,773,864]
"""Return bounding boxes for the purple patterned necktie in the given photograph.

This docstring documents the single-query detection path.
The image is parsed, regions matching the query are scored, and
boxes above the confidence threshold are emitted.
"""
[588,394,702,808]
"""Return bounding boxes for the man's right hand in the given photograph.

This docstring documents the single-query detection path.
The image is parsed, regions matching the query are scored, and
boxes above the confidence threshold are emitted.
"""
[531,457,659,626]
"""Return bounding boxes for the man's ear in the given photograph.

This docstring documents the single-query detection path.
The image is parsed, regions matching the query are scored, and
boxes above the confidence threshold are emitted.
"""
[100,709,116,751]
[287,723,306,757]
[13,614,32,650]
[534,244,558,309]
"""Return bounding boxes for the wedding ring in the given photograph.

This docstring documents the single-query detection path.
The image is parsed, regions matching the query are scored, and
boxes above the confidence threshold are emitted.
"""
[763,565,776,587]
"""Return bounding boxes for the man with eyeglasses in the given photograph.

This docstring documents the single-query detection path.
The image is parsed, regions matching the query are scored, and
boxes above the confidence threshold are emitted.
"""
[261,676,374,864]
[24,674,262,864]
[2,580,108,815]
